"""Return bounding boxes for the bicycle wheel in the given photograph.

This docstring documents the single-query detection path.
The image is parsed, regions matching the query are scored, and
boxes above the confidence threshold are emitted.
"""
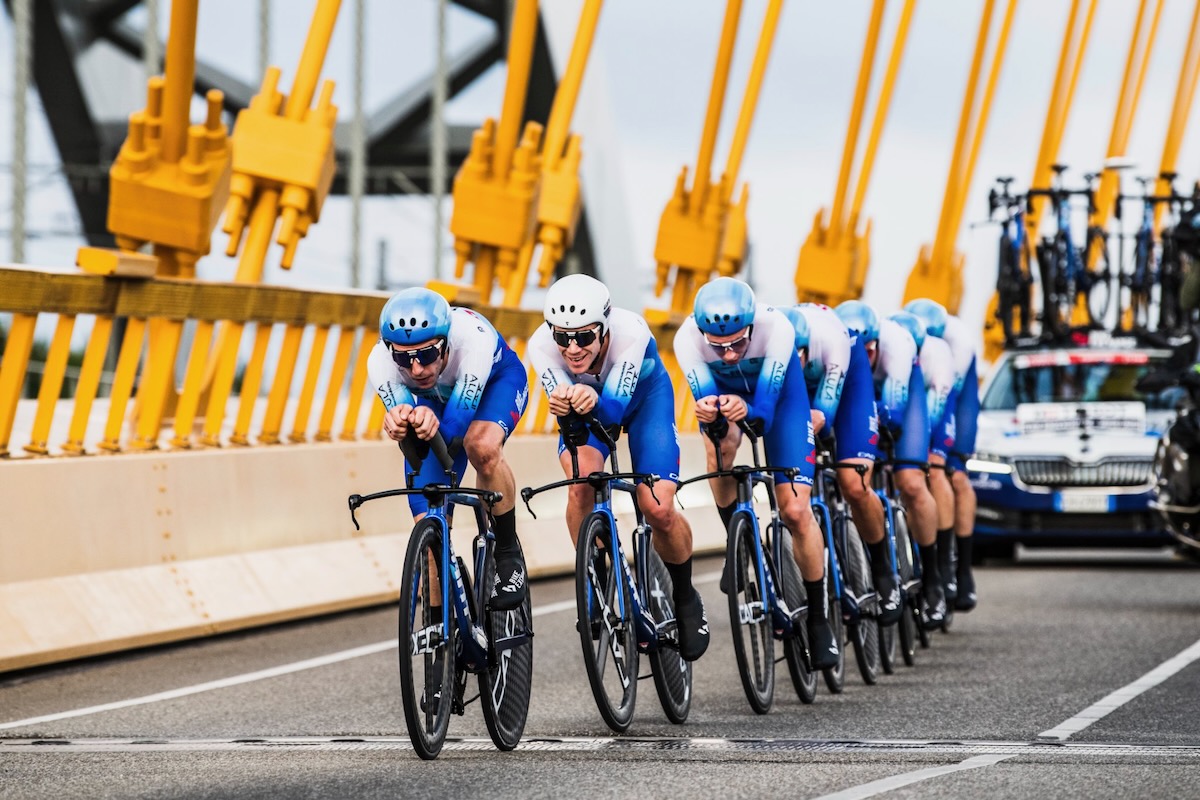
[576,512,639,732]
[398,518,455,760]
[893,507,917,668]
[942,534,957,634]
[479,543,533,751]
[727,511,775,714]
[777,523,817,704]
[823,540,847,694]
[997,239,1018,343]
[646,547,692,724]
[878,612,897,675]
[1085,230,1112,326]
[842,520,880,685]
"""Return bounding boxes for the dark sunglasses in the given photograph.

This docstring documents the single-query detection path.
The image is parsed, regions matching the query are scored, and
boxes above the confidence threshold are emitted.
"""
[704,328,752,354]
[551,327,600,349]
[390,341,444,369]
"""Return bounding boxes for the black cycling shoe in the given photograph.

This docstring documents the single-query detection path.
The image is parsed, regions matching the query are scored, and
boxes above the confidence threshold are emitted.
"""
[874,571,903,626]
[944,574,958,606]
[419,652,445,713]
[921,580,947,631]
[718,558,745,595]
[807,616,840,671]
[955,567,977,612]
[491,546,528,611]
[674,589,710,662]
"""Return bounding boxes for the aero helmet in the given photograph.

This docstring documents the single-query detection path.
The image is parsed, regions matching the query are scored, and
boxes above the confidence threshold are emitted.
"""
[543,274,612,335]
[889,310,927,351]
[380,288,452,346]
[693,278,756,335]
[834,300,880,343]
[779,305,810,350]
[903,298,948,339]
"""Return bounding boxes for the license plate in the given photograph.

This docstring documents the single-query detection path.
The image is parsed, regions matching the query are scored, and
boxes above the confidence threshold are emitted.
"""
[1056,493,1111,513]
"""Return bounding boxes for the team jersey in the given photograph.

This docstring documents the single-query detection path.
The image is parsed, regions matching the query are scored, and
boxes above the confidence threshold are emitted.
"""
[367,306,511,443]
[796,303,851,421]
[674,303,794,429]
[940,315,977,391]
[919,336,955,426]
[527,307,660,425]
[874,318,918,429]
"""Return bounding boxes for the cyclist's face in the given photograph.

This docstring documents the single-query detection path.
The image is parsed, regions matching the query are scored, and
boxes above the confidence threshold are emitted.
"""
[552,324,603,374]
[705,327,752,364]
[864,340,879,369]
[389,338,445,388]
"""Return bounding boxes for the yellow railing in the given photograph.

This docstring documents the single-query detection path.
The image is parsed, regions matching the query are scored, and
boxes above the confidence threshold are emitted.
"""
[0,265,695,457]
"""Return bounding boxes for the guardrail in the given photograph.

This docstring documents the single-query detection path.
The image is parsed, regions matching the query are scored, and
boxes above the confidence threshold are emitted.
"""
[0,265,699,460]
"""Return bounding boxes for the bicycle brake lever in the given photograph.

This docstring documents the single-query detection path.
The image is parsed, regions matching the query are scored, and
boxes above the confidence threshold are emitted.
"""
[347,494,362,531]
[646,476,661,506]
[520,487,537,520]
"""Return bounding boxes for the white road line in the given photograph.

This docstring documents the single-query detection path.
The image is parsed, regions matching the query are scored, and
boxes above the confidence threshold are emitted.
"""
[1039,637,1200,741]
[810,754,1016,800]
[0,574,707,733]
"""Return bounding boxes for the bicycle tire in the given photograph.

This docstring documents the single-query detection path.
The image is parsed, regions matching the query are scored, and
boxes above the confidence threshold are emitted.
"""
[576,512,639,732]
[1085,229,1113,327]
[777,523,817,704]
[1053,233,1077,334]
[997,237,1018,344]
[478,543,533,751]
[727,511,775,714]
[823,533,846,694]
[942,535,957,634]
[646,547,692,724]
[893,508,918,668]
[878,613,897,675]
[842,520,880,685]
[397,518,455,760]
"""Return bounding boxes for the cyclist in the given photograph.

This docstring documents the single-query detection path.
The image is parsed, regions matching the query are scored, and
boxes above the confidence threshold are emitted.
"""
[782,302,901,628]
[835,301,947,629]
[904,299,975,612]
[528,274,710,661]
[368,287,530,611]
[674,277,840,670]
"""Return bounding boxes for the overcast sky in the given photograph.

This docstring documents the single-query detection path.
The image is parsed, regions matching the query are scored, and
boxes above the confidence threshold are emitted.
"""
[3,0,1200,346]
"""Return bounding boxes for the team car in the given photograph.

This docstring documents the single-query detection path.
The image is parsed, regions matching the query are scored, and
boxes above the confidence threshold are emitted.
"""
[967,336,1181,559]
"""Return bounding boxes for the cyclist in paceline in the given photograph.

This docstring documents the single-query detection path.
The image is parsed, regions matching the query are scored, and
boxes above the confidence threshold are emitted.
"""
[837,301,948,628]
[783,302,903,627]
[907,300,980,611]
[901,299,960,613]
[368,287,530,611]
[674,278,839,670]
[527,274,710,661]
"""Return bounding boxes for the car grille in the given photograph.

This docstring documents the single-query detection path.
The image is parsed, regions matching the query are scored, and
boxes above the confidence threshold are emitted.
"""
[1013,458,1153,488]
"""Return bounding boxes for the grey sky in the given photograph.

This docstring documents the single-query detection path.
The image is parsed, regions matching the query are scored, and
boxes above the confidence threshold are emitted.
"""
[3,1,1200,346]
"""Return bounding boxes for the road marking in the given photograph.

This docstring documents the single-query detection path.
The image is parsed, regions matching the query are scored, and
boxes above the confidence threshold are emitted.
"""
[1039,636,1200,741]
[809,754,1015,800]
[0,576,705,732]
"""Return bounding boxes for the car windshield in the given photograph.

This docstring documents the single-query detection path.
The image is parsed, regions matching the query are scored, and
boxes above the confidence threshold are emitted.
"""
[982,350,1185,411]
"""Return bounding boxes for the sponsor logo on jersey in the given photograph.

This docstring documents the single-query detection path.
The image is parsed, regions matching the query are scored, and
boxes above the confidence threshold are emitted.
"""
[457,373,482,408]
[616,361,638,398]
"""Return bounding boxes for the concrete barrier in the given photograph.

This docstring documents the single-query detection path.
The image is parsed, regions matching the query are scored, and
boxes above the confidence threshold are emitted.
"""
[0,433,735,672]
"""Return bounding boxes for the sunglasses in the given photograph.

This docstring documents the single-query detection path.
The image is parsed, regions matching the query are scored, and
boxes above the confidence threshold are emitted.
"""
[551,327,600,349]
[390,341,445,369]
[704,328,752,354]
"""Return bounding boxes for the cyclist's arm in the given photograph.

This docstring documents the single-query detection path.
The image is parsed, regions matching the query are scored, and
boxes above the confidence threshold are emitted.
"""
[745,315,795,428]
[878,330,915,428]
[441,330,499,442]
[597,321,652,422]
[673,320,720,401]
[527,326,575,398]
[366,341,417,411]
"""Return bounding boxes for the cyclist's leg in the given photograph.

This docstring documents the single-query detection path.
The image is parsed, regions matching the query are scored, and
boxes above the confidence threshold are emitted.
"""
[949,359,980,610]
[895,366,944,624]
[928,389,958,600]
[558,440,609,544]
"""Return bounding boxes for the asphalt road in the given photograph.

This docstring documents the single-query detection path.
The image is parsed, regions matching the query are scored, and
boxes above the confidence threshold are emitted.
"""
[3,551,1200,799]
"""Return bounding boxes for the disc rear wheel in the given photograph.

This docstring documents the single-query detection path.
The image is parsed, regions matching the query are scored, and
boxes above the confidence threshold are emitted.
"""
[647,548,692,724]
[479,544,533,751]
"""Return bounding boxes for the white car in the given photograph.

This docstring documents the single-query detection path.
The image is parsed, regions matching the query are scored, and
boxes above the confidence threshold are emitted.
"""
[966,338,1180,559]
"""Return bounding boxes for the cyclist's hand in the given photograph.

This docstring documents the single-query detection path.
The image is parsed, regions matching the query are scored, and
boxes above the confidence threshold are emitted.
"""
[718,394,748,422]
[547,384,573,417]
[382,404,414,442]
[694,395,720,423]
[408,405,441,441]
[811,409,826,435]
[566,384,599,415]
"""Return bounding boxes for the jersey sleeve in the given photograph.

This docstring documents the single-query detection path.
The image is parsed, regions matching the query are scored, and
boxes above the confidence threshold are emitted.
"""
[673,319,719,401]
[878,325,915,428]
[597,319,652,423]
[441,325,499,442]
[366,341,416,411]
[810,333,849,423]
[527,326,575,401]
[744,313,794,428]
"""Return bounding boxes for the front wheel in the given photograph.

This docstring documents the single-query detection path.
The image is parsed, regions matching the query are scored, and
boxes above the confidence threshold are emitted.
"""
[893,508,918,668]
[727,511,775,714]
[777,523,817,704]
[823,543,847,694]
[647,548,693,724]
[576,513,639,732]
[398,518,455,760]
[842,520,880,685]
[479,543,533,751]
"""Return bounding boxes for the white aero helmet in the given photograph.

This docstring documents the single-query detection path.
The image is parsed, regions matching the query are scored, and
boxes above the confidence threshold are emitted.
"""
[543,274,612,335]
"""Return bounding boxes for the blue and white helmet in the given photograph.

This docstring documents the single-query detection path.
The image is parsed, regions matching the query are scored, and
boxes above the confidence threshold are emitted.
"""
[903,298,948,339]
[779,305,810,350]
[380,287,452,346]
[834,300,880,343]
[889,310,927,351]
[693,278,756,335]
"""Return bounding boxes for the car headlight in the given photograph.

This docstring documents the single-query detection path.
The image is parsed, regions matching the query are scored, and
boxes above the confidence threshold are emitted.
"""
[965,452,1013,475]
